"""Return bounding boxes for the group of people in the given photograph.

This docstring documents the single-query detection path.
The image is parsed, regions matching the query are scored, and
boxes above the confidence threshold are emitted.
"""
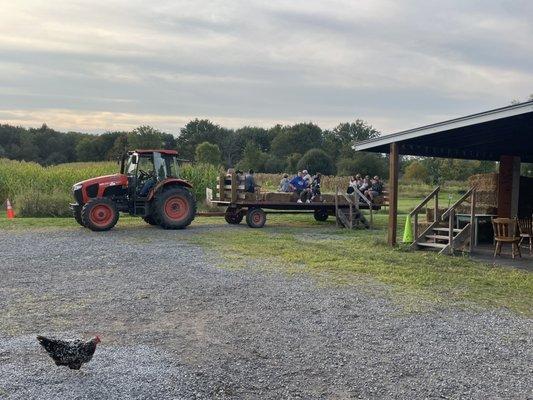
[347,174,383,201]
[232,169,382,204]
[278,169,321,203]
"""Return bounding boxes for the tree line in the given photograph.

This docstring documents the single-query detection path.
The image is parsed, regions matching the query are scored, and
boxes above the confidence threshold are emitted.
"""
[1,119,517,181]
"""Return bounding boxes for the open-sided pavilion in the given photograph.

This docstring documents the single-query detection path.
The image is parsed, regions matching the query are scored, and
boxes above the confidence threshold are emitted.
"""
[355,100,533,247]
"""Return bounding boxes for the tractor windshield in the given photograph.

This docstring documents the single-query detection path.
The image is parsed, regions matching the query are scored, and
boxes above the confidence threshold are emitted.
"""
[153,152,180,179]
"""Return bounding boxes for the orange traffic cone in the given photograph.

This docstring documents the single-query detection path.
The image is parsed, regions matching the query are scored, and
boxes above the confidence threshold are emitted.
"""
[6,199,15,219]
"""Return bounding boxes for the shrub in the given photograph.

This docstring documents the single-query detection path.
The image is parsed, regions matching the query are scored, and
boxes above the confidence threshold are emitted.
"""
[195,142,221,166]
[404,161,429,183]
[14,189,72,217]
[296,149,335,175]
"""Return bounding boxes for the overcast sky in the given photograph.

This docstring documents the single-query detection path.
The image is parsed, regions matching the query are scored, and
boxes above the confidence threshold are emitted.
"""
[0,0,532,135]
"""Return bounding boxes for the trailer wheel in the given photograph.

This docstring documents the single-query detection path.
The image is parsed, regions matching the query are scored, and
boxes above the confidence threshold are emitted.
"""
[81,198,119,231]
[313,208,329,222]
[246,207,266,228]
[224,207,243,224]
[153,186,196,229]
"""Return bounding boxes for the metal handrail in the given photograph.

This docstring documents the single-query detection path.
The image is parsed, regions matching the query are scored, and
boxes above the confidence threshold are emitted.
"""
[441,187,475,221]
[409,186,440,216]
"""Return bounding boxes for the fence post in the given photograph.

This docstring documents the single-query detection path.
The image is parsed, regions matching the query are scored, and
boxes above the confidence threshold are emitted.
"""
[335,186,339,228]
[449,209,454,255]
[470,189,476,252]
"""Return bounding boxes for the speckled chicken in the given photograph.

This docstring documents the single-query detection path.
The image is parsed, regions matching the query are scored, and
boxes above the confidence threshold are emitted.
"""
[37,335,101,369]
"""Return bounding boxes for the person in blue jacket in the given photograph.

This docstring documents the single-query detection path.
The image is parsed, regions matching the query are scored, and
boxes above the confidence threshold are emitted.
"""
[290,171,308,197]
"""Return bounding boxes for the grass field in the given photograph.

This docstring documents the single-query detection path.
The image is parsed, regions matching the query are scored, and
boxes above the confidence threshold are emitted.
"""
[1,214,531,315]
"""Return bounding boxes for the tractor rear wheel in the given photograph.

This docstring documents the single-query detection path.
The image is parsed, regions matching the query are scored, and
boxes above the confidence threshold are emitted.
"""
[246,207,266,228]
[313,208,329,221]
[153,187,196,229]
[143,215,157,225]
[224,207,243,224]
[81,198,119,231]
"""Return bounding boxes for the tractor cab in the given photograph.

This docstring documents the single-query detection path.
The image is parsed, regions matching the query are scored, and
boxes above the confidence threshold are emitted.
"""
[121,150,180,198]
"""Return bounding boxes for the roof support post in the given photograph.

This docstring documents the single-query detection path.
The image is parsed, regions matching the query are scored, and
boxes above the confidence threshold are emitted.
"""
[497,155,520,217]
[388,142,399,246]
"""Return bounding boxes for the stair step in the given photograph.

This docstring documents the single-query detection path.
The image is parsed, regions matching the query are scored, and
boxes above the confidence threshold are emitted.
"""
[417,242,447,249]
[432,227,462,233]
[425,234,451,241]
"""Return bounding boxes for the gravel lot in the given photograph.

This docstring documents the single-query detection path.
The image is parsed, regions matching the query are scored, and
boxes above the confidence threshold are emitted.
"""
[0,225,532,399]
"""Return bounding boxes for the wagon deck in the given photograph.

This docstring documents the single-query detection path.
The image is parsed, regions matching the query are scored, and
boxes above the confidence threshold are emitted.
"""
[209,172,387,228]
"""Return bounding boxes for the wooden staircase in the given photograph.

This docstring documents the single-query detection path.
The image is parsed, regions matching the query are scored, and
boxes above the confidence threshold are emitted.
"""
[334,188,370,229]
[409,186,476,255]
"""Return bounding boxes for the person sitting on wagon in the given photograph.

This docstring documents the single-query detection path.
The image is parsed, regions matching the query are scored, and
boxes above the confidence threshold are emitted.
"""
[278,173,291,192]
[302,170,312,186]
[298,172,321,203]
[310,173,321,201]
[245,169,259,193]
[290,171,308,198]
[364,175,383,201]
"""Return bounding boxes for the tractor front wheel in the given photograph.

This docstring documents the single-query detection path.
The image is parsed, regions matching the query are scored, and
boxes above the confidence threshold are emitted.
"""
[246,207,266,228]
[81,198,119,231]
[224,207,243,224]
[153,187,196,229]
[73,208,85,227]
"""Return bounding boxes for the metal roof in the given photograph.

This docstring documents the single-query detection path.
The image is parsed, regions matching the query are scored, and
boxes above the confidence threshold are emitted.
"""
[355,100,533,162]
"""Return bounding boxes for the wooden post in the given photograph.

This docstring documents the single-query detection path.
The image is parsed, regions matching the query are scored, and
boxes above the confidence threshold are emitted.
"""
[449,209,454,255]
[388,142,399,245]
[414,213,418,242]
[335,186,339,228]
[497,155,520,217]
[434,190,439,223]
[230,171,237,203]
[218,174,225,201]
[469,189,476,252]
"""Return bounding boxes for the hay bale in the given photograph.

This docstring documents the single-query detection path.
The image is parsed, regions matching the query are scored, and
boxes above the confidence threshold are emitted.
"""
[262,192,298,202]
[425,207,447,222]
[468,173,498,192]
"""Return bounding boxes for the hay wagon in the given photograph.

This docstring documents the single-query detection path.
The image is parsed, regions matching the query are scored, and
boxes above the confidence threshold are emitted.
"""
[208,172,387,228]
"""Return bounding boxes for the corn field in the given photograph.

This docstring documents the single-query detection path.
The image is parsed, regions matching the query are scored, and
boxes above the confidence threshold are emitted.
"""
[0,158,220,216]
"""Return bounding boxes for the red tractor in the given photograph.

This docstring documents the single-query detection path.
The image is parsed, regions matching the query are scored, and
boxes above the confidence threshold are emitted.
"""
[70,150,196,231]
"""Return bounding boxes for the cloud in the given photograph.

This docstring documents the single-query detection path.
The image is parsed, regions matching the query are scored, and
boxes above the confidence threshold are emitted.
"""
[0,0,531,135]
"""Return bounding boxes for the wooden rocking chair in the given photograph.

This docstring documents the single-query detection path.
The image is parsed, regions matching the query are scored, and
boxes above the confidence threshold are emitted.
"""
[492,218,521,259]
[517,218,533,255]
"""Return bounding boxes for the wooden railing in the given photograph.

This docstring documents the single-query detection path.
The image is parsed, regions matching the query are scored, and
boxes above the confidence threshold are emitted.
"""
[335,186,369,229]
[441,186,476,254]
[409,185,440,244]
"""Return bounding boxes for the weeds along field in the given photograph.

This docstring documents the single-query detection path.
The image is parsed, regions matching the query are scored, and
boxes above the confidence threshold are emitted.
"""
[0,159,219,217]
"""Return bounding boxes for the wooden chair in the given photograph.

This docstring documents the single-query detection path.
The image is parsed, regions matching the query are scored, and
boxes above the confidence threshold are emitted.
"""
[492,218,521,259]
[517,218,533,255]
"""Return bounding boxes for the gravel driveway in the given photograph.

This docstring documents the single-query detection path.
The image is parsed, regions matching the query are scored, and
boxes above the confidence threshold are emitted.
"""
[0,225,531,399]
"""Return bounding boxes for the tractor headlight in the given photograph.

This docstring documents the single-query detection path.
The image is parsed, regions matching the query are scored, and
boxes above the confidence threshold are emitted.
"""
[72,183,83,191]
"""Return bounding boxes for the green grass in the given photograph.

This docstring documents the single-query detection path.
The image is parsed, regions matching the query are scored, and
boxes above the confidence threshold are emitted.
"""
[188,217,532,316]
[2,214,531,315]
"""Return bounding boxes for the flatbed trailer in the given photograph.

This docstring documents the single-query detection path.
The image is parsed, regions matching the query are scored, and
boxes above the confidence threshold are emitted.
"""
[208,172,386,228]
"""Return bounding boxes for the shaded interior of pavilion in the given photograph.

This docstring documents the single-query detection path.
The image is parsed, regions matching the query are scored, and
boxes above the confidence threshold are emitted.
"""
[355,100,533,268]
